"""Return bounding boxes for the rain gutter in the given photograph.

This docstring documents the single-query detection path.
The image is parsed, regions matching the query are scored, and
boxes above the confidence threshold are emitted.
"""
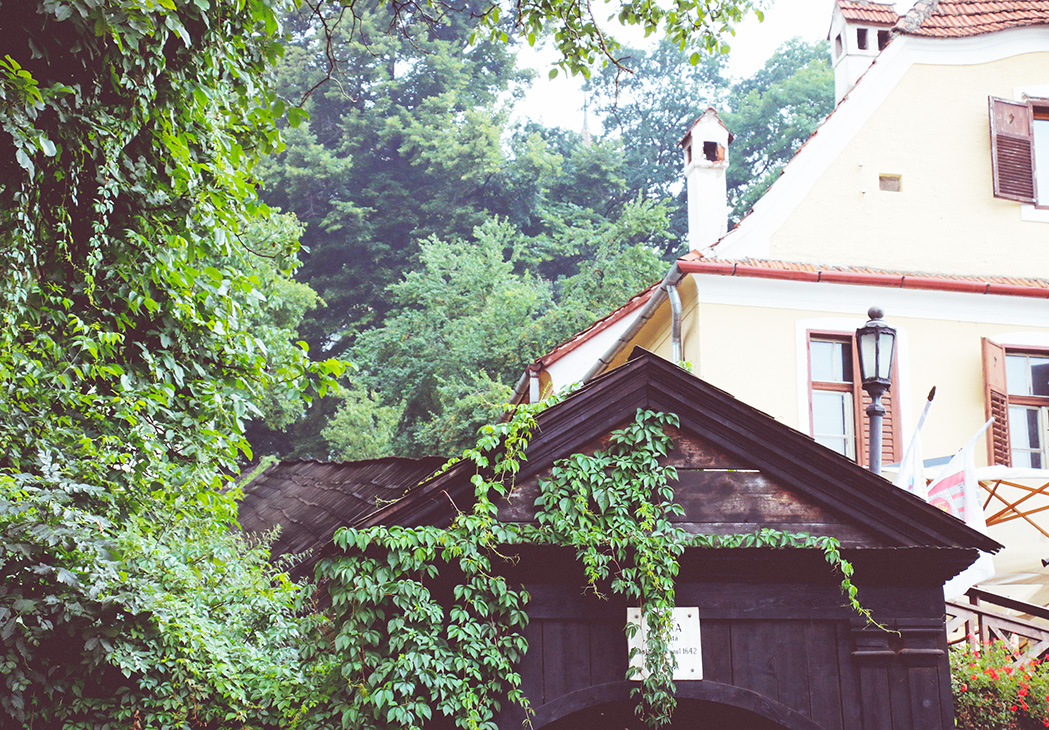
[580,263,686,384]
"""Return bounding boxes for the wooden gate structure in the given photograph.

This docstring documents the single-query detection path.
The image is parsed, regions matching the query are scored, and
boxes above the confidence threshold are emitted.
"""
[242,349,1001,730]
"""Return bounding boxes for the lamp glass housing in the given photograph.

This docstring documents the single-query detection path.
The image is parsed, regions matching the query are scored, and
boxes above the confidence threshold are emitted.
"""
[856,316,896,387]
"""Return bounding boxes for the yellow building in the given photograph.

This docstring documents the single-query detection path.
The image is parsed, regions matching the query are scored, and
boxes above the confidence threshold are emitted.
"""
[516,0,1049,601]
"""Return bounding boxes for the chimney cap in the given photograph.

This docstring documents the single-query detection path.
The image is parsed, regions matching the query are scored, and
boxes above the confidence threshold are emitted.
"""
[680,108,734,148]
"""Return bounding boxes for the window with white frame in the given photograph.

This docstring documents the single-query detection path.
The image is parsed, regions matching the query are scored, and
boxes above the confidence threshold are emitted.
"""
[1006,351,1049,468]
[983,339,1049,468]
[808,333,900,463]
[810,337,857,458]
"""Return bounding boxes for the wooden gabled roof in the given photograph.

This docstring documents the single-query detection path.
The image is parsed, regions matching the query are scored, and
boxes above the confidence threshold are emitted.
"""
[239,456,445,579]
[362,349,1001,557]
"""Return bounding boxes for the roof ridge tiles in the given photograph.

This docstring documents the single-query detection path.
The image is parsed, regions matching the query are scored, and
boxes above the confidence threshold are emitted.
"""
[898,0,1049,36]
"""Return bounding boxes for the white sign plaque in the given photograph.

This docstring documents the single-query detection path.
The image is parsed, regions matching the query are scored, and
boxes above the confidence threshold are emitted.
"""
[626,606,703,680]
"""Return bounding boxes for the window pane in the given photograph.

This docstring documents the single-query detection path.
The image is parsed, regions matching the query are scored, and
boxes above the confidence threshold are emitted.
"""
[1034,118,1049,205]
[1009,405,1045,469]
[811,340,852,383]
[813,390,854,458]
[1006,354,1049,396]
[1032,357,1049,397]
[1010,406,1040,448]
[1006,354,1028,395]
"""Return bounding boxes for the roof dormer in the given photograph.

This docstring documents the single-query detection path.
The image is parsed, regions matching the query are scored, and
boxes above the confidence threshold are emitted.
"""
[829,1,900,102]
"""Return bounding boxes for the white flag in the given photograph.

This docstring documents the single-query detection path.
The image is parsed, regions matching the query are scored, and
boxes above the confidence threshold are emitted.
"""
[929,419,995,598]
[894,388,935,498]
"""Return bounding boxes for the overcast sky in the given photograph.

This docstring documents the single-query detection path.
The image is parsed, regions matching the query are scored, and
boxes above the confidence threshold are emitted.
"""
[514,0,835,131]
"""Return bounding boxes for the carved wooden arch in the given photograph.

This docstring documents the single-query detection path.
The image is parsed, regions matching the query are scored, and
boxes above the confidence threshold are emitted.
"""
[531,680,829,730]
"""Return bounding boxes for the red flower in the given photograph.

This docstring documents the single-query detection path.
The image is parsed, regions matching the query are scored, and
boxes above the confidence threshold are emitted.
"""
[959,683,968,692]
[1011,705,1019,712]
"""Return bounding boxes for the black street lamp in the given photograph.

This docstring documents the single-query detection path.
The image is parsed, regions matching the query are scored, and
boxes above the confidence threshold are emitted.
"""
[856,307,897,475]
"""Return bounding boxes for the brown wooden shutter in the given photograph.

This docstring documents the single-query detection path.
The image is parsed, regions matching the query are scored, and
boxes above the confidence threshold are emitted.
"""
[989,97,1037,203]
[982,338,1011,465]
[858,385,901,465]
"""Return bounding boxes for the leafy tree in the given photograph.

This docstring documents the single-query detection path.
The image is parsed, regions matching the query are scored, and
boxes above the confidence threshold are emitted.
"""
[260,0,526,355]
[0,468,330,727]
[587,37,833,244]
[0,1,341,725]
[0,0,341,512]
[346,220,559,456]
[333,202,666,458]
[588,40,729,247]
[499,127,632,277]
[722,38,834,220]
[321,383,404,460]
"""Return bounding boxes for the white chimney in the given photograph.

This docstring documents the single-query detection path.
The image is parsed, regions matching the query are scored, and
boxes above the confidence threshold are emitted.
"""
[828,0,900,103]
[681,108,732,251]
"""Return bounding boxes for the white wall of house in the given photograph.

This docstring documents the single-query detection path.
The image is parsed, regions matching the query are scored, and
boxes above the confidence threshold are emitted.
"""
[711,27,1049,279]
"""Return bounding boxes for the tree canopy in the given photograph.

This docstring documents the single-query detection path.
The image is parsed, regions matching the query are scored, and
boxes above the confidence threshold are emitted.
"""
[590,36,834,236]
[0,0,339,724]
[0,0,826,725]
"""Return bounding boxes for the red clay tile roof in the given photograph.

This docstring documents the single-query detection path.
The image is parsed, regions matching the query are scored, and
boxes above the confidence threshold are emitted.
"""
[839,0,900,25]
[677,257,1049,297]
[524,258,1048,382]
[898,0,1049,37]
[536,281,659,368]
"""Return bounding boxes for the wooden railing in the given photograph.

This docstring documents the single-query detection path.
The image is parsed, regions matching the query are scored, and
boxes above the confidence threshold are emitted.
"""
[946,587,1049,662]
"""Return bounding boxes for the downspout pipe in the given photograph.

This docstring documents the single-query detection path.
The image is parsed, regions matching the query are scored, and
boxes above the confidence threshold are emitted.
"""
[528,363,541,403]
[580,263,686,384]
[667,281,683,365]
[508,262,687,406]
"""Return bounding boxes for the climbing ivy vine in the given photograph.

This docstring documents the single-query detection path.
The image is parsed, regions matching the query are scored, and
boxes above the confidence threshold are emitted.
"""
[321,405,874,729]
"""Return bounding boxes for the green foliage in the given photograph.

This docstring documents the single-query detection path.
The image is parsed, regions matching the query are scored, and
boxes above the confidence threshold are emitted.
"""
[533,408,684,724]
[952,641,1049,729]
[0,0,343,516]
[335,213,665,458]
[323,406,879,729]
[722,38,834,221]
[322,383,405,461]
[0,465,329,728]
[0,1,341,726]
[590,37,834,244]
[347,220,558,456]
[319,402,547,730]
[261,0,525,355]
[501,0,761,78]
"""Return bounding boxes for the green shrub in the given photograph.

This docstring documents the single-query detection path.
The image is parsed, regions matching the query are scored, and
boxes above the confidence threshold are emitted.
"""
[952,640,1049,729]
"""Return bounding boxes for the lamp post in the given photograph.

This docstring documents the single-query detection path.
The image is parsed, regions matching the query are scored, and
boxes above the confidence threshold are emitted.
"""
[856,307,897,475]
